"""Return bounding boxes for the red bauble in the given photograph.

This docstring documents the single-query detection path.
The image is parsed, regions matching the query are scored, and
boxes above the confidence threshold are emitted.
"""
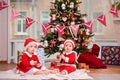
[56,55,60,60]
[50,61,57,68]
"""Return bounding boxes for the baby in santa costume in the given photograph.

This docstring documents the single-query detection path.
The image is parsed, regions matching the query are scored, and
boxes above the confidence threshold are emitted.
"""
[16,38,53,75]
[53,38,77,75]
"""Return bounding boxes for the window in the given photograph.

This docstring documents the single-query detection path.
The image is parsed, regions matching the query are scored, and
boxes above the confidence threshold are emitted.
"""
[15,11,28,35]
[40,11,50,24]
[93,12,103,34]
[111,0,116,4]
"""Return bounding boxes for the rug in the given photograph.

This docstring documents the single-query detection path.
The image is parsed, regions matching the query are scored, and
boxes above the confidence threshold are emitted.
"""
[0,69,93,80]
[90,74,120,80]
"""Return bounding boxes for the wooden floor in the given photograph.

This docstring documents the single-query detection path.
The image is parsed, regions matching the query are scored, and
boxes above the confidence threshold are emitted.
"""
[0,61,120,74]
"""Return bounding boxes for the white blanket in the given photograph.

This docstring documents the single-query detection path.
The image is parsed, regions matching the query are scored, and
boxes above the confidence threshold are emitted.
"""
[0,69,93,80]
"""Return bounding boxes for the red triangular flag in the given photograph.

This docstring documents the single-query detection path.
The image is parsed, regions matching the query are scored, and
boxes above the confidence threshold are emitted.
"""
[25,17,35,29]
[70,25,79,37]
[56,25,65,37]
[10,9,21,21]
[42,24,51,35]
[0,0,9,10]
[97,14,106,26]
[109,6,119,17]
[85,20,93,32]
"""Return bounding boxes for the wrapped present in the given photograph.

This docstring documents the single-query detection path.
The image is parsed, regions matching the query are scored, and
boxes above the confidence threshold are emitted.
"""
[101,46,120,65]
[35,48,45,66]
[78,63,89,70]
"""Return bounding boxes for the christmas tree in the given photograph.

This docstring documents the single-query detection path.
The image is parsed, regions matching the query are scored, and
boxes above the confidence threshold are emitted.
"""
[40,0,94,57]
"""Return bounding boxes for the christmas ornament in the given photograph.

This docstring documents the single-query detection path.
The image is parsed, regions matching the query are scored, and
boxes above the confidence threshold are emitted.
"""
[52,14,56,20]
[78,37,81,43]
[87,42,93,49]
[44,40,48,47]
[50,18,55,23]
[62,17,67,22]
[50,39,56,46]
[71,21,75,25]
[50,27,55,32]
[77,3,80,10]
[50,61,57,68]
[70,2,74,8]
[59,44,64,51]
[61,3,66,10]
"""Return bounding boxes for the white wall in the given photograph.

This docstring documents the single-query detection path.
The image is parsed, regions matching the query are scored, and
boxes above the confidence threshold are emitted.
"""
[0,6,8,61]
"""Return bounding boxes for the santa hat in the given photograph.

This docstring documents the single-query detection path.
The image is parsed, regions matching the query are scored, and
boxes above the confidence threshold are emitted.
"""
[24,38,37,50]
[92,44,100,51]
[64,38,76,48]
[92,44,100,56]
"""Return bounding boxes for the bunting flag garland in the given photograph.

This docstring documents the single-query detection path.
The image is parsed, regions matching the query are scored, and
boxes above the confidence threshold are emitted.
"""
[109,6,119,17]
[56,25,65,38]
[25,17,35,29]
[42,24,51,35]
[70,25,79,37]
[0,1,119,32]
[0,0,8,10]
[85,20,93,32]
[10,9,21,21]
[97,14,106,26]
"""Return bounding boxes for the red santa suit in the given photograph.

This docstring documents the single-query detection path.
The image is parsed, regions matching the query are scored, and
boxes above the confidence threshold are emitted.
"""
[54,51,77,74]
[16,38,46,74]
[16,52,44,74]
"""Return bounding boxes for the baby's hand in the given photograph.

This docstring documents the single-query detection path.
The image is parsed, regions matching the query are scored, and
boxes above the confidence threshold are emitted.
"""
[56,54,61,60]
[33,61,38,65]
[36,63,41,67]
[61,54,66,60]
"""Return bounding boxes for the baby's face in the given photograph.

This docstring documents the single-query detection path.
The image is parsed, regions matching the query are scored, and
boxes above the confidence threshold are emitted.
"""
[64,42,73,52]
[26,44,37,54]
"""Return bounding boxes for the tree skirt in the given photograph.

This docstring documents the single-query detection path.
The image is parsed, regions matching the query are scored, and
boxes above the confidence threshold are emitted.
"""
[0,69,93,80]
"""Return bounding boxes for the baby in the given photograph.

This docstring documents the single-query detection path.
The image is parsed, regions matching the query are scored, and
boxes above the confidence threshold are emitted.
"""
[53,38,77,75]
[16,38,53,75]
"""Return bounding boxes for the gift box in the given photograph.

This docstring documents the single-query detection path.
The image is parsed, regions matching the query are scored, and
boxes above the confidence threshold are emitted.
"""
[35,48,45,66]
[101,46,120,65]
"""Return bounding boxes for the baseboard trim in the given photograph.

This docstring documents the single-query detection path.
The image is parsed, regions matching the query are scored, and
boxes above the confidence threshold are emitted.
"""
[0,61,7,63]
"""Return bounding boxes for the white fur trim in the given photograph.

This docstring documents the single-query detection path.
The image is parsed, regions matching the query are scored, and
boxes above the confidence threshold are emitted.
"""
[26,68,39,75]
[62,70,68,75]
[30,60,35,65]
[25,42,37,50]
[54,69,60,73]
[65,57,69,62]
[41,66,47,70]
[64,40,75,48]
[61,64,76,68]
[25,51,32,57]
